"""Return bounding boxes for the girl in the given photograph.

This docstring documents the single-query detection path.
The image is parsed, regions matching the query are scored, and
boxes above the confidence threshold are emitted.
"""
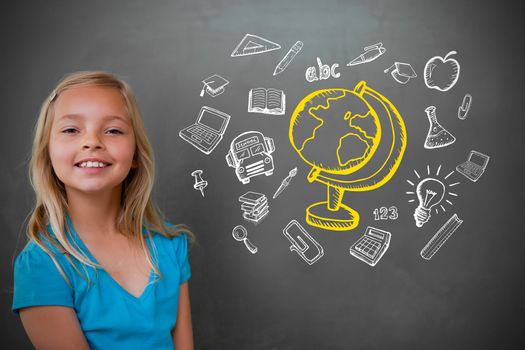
[12,71,194,349]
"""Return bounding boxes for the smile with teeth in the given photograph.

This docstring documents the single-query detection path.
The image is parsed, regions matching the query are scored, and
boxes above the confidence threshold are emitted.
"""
[77,161,110,168]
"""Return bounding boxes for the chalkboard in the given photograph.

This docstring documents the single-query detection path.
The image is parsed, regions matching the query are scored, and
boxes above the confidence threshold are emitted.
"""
[2,0,524,348]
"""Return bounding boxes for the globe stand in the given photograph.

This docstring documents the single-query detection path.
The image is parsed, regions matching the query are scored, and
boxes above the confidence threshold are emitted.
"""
[306,184,359,231]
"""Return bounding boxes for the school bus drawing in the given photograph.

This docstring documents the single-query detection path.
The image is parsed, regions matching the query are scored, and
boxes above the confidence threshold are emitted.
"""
[226,131,275,184]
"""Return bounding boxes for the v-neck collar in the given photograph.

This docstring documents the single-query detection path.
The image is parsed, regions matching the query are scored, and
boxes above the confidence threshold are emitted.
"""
[65,215,156,302]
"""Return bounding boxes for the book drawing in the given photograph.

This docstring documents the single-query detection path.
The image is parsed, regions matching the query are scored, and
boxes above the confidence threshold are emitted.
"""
[248,88,285,115]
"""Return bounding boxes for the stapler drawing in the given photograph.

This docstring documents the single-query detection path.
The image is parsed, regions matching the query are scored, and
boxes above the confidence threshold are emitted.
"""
[283,220,324,265]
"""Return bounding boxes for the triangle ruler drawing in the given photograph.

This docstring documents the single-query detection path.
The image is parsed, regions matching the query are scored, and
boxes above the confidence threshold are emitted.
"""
[231,34,281,57]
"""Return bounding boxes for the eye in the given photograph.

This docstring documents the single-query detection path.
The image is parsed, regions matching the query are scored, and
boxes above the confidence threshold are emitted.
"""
[62,128,78,134]
[106,128,123,135]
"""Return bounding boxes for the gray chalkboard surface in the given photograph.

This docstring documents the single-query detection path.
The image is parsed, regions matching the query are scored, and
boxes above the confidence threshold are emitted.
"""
[2,0,524,348]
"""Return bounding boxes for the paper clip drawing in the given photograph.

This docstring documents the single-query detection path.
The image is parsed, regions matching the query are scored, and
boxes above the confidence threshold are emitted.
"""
[424,51,460,92]
[179,106,230,155]
[384,62,417,84]
[232,225,258,254]
[458,94,472,120]
[456,150,490,182]
[273,167,297,199]
[273,41,303,76]
[424,106,456,149]
[289,82,407,231]
[200,74,229,98]
[347,42,386,66]
[248,88,285,115]
[349,226,391,267]
[226,131,275,184]
[282,220,324,265]
[421,214,463,260]
[239,191,269,224]
[231,34,281,57]
[191,170,207,197]
[406,165,460,227]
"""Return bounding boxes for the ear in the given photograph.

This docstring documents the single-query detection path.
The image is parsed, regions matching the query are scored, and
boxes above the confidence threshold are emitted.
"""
[131,158,139,169]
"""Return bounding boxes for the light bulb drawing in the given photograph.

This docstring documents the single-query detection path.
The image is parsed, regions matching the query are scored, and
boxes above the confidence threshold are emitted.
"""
[414,178,445,227]
[406,165,460,227]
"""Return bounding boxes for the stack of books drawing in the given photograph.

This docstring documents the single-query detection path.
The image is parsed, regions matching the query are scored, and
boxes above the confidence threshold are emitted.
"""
[239,191,269,224]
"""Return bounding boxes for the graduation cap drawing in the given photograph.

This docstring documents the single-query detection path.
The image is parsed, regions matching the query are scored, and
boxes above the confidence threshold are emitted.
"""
[384,62,417,84]
[200,74,230,97]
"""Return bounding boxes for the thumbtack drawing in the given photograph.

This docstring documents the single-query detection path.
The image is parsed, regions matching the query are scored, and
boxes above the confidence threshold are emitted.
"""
[191,170,207,197]
[273,167,297,199]
[232,225,258,254]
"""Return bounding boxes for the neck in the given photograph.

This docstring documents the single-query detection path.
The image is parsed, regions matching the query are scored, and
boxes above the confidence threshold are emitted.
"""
[66,186,122,239]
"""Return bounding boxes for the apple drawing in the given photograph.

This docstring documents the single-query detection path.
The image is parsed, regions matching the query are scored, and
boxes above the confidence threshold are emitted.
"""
[424,51,460,92]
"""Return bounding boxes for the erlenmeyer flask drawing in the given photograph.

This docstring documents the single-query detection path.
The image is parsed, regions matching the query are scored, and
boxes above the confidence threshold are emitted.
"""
[424,106,456,149]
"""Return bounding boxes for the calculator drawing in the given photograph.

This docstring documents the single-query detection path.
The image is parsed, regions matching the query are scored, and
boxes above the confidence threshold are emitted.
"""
[349,226,391,267]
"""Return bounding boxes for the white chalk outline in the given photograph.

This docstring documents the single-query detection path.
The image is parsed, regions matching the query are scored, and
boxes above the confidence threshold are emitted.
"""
[384,62,417,84]
[190,170,207,197]
[458,94,472,120]
[349,226,391,267]
[456,150,490,182]
[421,214,463,260]
[273,167,297,199]
[406,165,460,227]
[424,51,460,92]
[273,41,304,76]
[305,57,341,82]
[283,219,324,265]
[232,225,258,254]
[231,34,281,57]
[347,42,386,66]
[424,106,456,149]
[248,88,285,115]
[225,131,275,184]
[238,191,269,225]
[179,106,230,155]
[200,74,229,98]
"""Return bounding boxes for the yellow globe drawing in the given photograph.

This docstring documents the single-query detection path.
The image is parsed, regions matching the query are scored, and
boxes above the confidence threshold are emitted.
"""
[289,81,407,231]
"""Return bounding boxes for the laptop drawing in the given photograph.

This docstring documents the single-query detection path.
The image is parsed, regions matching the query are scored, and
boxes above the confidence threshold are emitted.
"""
[179,106,230,155]
[456,150,490,182]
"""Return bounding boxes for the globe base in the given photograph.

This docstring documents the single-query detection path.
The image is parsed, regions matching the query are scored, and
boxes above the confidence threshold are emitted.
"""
[306,201,360,231]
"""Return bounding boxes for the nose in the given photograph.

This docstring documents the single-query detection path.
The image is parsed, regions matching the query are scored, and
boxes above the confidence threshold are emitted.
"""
[82,132,104,150]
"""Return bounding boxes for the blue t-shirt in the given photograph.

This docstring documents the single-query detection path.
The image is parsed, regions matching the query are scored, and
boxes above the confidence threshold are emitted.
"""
[12,220,191,350]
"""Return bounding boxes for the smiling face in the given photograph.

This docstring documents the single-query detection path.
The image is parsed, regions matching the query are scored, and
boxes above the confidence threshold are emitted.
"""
[48,86,137,197]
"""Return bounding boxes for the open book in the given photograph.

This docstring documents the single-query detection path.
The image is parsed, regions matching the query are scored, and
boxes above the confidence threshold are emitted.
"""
[248,88,285,115]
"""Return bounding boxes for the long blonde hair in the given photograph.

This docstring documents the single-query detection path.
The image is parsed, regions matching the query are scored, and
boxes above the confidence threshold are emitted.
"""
[27,71,191,286]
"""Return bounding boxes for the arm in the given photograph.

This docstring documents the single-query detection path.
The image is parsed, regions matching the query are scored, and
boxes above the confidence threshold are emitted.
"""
[172,282,194,349]
[19,306,90,350]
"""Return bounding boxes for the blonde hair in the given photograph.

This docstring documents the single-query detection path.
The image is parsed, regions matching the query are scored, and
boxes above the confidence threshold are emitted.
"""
[27,71,192,286]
